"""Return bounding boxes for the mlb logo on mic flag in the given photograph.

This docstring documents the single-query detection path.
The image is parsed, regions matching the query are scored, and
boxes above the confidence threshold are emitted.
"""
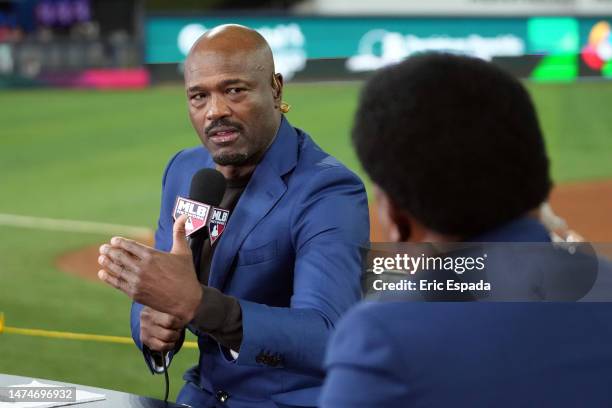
[209,207,229,246]
[173,197,211,236]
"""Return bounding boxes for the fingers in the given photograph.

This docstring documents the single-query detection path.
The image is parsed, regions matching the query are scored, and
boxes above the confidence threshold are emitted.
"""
[97,245,135,293]
[99,245,139,272]
[142,324,181,344]
[143,337,176,353]
[97,256,136,288]
[141,307,182,352]
[142,306,183,330]
[154,312,183,330]
[109,236,152,260]
[171,214,191,256]
[97,269,130,293]
[97,233,197,316]
[97,241,146,289]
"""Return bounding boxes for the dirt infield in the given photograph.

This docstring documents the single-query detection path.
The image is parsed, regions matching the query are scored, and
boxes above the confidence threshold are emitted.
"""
[57,180,612,282]
[547,180,612,242]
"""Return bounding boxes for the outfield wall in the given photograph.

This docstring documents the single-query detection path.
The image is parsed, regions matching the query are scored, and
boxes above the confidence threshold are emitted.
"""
[146,15,612,82]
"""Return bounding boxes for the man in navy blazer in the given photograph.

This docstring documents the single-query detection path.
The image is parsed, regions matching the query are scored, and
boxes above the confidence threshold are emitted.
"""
[320,53,612,407]
[97,25,369,407]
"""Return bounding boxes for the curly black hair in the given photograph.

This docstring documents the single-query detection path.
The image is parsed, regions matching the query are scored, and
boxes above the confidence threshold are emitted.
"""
[353,52,551,238]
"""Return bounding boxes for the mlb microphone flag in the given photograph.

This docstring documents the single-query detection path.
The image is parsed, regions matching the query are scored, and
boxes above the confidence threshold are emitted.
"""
[208,207,229,246]
[173,197,211,236]
[173,197,230,243]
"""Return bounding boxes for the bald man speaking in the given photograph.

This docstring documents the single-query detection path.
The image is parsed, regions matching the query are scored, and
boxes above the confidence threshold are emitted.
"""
[97,25,369,407]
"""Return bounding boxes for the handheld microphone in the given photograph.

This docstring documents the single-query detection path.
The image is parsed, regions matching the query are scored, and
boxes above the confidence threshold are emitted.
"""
[189,168,227,208]
[152,169,226,397]
[186,168,226,251]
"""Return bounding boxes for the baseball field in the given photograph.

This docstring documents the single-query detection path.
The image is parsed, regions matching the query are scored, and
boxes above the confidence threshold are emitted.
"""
[1,80,612,400]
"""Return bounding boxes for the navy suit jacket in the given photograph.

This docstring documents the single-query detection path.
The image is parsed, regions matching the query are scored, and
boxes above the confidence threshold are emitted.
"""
[321,218,612,407]
[130,117,369,407]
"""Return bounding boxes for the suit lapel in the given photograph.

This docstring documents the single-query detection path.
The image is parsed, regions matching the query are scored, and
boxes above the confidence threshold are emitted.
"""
[209,117,298,290]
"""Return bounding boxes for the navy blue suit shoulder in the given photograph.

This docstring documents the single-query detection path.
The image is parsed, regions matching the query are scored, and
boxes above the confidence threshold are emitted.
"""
[321,219,612,408]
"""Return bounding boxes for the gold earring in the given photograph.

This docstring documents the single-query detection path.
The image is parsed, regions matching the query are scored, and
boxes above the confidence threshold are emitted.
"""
[280,102,291,113]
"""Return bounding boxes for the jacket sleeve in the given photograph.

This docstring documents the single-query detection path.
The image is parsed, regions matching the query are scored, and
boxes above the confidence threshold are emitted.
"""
[130,150,185,374]
[235,165,370,374]
[319,303,408,407]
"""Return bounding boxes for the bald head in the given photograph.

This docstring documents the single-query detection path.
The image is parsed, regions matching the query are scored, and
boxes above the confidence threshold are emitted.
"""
[186,24,275,77]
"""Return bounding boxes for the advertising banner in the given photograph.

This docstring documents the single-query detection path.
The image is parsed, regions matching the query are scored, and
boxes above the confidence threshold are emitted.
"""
[300,0,612,16]
[145,16,612,81]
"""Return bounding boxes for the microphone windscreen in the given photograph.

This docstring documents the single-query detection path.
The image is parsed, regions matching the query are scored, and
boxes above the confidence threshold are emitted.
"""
[189,168,226,206]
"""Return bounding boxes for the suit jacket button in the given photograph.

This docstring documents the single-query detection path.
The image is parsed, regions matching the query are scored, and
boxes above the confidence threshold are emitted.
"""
[216,390,230,403]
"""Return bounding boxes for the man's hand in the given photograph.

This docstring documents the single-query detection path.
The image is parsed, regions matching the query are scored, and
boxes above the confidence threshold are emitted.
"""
[97,215,202,324]
[140,306,183,352]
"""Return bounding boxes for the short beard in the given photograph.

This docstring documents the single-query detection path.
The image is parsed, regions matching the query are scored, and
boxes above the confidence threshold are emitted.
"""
[213,152,250,166]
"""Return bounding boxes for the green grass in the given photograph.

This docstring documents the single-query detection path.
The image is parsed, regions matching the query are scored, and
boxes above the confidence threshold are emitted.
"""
[0,226,200,398]
[1,81,612,400]
[528,81,612,182]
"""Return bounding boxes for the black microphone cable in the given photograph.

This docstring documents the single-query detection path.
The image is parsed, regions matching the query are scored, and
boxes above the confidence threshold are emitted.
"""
[162,352,169,404]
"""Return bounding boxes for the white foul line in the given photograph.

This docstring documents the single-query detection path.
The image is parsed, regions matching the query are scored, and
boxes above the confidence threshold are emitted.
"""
[0,213,152,237]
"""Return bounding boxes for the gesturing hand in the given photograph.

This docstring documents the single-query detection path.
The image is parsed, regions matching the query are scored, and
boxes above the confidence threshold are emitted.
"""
[97,215,203,325]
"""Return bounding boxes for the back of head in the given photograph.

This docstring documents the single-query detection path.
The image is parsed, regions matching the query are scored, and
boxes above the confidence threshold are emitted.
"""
[353,52,552,239]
